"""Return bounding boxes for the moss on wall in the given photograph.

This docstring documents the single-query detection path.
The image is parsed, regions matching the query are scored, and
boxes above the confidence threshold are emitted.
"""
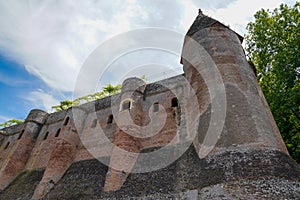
[0,170,44,200]
[44,159,108,200]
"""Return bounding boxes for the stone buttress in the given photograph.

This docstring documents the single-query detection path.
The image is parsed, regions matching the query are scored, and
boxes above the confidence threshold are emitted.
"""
[0,110,48,190]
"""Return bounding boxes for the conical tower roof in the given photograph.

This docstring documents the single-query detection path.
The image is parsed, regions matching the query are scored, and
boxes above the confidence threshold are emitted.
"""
[186,9,243,42]
[186,9,218,37]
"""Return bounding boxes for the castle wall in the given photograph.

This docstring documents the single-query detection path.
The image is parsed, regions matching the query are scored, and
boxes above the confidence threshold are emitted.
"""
[140,90,179,149]
[0,74,187,195]
[0,74,185,172]
[25,111,67,170]
[31,109,82,199]
[0,124,25,170]
[75,104,116,161]
[0,110,47,190]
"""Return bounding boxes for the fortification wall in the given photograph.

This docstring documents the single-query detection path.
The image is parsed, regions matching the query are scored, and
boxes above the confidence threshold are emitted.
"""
[0,124,25,170]
[0,109,48,190]
[25,110,67,170]
[0,74,186,197]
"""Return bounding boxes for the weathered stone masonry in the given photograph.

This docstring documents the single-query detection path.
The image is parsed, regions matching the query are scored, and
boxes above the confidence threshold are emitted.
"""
[0,10,299,200]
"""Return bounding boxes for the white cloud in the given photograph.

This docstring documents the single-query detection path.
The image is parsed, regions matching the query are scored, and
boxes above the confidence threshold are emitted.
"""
[182,0,298,36]
[206,0,297,35]
[191,0,238,9]
[23,89,59,112]
[0,0,150,92]
[0,0,297,95]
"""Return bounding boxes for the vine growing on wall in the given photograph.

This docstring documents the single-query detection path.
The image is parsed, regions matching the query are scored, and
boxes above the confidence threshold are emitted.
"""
[51,83,122,112]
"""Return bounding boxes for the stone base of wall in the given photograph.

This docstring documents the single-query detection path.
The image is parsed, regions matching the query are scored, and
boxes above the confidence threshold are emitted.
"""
[0,170,44,199]
[198,179,300,200]
[0,146,299,199]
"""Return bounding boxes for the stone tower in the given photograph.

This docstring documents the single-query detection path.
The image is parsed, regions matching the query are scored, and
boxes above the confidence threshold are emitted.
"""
[178,10,300,199]
[103,78,145,191]
[182,9,289,155]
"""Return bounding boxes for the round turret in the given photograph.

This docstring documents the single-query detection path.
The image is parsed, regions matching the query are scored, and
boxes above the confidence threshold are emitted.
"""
[121,77,145,93]
[25,109,48,124]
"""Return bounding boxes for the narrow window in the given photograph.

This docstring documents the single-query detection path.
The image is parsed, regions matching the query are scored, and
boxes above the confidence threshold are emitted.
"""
[122,101,131,110]
[64,117,70,126]
[55,128,61,137]
[91,119,97,128]
[18,130,25,140]
[44,132,49,140]
[4,142,10,149]
[107,115,113,124]
[153,102,159,112]
[120,99,133,111]
[171,98,178,107]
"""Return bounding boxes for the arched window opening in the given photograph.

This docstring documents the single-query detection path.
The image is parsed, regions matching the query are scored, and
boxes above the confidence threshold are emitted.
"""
[4,142,10,149]
[120,99,132,111]
[18,130,25,140]
[64,117,70,126]
[122,101,131,110]
[55,129,61,137]
[44,132,49,140]
[91,119,97,128]
[171,98,178,107]
[153,102,159,112]
[107,115,113,124]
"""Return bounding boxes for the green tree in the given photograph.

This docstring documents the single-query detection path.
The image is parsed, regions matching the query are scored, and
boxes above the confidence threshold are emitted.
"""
[0,119,23,128]
[102,84,121,96]
[140,75,148,83]
[0,119,24,134]
[51,83,122,112]
[245,2,300,163]
[52,100,80,112]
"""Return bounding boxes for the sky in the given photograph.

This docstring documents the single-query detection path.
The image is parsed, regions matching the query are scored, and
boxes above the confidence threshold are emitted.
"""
[0,0,297,123]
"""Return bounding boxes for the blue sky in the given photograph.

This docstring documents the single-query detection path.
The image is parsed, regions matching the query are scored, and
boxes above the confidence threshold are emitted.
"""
[0,0,297,123]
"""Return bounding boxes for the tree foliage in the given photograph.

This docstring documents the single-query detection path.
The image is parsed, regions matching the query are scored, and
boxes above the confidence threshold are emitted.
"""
[0,119,24,136]
[0,119,24,129]
[1,78,146,128]
[245,2,300,163]
[52,83,122,112]
[0,84,122,129]
[52,76,148,112]
[51,100,80,112]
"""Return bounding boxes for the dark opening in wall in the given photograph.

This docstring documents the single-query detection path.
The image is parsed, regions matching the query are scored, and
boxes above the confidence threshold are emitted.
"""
[171,98,178,107]
[107,115,113,124]
[4,142,10,149]
[44,132,49,140]
[122,101,131,110]
[64,117,70,126]
[91,119,97,128]
[18,130,25,140]
[55,129,61,137]
[153,102,159,112]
